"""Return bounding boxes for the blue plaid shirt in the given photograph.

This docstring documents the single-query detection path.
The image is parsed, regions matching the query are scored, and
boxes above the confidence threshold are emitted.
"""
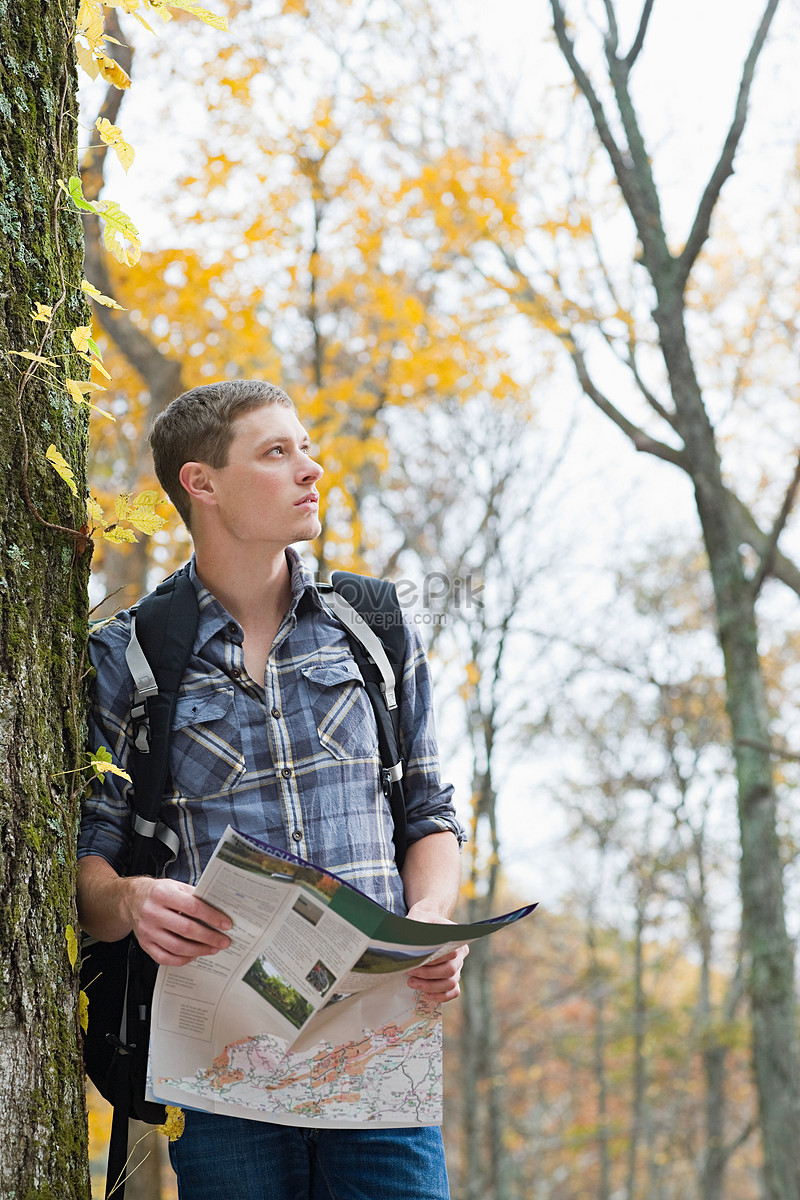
[78,550,462,913]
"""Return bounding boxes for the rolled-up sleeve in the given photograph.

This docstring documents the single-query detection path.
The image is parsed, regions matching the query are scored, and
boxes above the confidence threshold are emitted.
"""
[398,618,465,848]
[78,615,136,873]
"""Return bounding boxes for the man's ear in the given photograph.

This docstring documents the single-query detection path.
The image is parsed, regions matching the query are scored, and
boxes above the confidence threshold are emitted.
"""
[179,461,216,510]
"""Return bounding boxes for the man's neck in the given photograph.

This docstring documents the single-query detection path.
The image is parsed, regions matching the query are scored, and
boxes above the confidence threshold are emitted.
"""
[192,542,294,632]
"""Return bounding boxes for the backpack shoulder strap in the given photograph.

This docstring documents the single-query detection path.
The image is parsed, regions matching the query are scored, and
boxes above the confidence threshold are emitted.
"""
[124,565,199,878]
[319,572,408,869]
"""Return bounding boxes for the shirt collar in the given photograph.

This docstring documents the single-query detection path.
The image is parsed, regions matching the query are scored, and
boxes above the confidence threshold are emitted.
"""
[186,548,323,650]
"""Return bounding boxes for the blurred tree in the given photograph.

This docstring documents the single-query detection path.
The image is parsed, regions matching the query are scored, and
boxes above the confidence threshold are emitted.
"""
[373,391,566,1199]
[401,1,799,1190]
[81,0,507,604]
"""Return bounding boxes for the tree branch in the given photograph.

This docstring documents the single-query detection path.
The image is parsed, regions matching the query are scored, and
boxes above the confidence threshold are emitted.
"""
[625,0,655,69]
[727,487,800,600]
[80,10,184,414]
[551,0,670,274]
[750,449,800,598]
[549,2,631,189]
[676,0,781,290]
[563,332,687,469]
[737,737,800,765]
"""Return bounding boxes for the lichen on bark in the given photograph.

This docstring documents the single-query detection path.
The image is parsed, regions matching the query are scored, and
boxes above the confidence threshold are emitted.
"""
[0,1,92,1195]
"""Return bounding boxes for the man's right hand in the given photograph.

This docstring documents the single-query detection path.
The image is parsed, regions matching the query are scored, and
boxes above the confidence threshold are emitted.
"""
[122,876,233,965]
[77,855,232,966]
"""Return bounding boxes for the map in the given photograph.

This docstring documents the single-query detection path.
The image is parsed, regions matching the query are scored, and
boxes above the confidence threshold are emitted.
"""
[156,995,442,1126]
[149,827,536,1127]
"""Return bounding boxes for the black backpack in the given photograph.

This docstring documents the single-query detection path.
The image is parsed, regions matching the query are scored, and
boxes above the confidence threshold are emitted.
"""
[80,566,407,1198]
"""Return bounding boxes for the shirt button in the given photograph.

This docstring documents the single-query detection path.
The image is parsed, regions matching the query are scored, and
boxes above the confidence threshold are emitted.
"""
[281,767,292,778]
[227,622,238,635]
[292,829,302,842]
[271,707,281,719]
[231,668,241,679]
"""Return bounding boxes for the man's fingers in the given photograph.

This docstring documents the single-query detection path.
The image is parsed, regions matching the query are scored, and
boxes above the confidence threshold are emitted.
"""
[131,877,233,962]
[406,943,468,1002]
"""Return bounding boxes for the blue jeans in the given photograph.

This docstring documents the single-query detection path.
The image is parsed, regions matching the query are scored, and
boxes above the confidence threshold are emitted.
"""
[168,1110,450,1199]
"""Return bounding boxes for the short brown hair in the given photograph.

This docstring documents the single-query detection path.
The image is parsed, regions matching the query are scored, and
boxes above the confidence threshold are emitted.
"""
[149,380,296,527]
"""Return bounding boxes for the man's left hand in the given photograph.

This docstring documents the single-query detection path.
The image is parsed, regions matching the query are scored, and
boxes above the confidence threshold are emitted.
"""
[404,905,469,1003]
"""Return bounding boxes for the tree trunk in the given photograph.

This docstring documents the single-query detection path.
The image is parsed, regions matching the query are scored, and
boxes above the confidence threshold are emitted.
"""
[0,1,91,1196]
[541,6,800,1192]
[653,292,800,1200]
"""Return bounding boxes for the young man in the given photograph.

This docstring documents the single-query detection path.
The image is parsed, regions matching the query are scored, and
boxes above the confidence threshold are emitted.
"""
[77,380,466,1199]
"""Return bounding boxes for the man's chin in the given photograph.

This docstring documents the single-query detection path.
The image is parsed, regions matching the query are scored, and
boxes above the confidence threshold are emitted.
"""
[296,517,322,542]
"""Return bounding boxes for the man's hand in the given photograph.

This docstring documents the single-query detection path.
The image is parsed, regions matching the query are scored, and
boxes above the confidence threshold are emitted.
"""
[77,855,232,967]
[123,876,233,966]
[404,903,468,1003]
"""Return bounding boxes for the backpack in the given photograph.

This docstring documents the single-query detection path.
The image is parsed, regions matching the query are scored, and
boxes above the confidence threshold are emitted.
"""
[80,565,407,1198]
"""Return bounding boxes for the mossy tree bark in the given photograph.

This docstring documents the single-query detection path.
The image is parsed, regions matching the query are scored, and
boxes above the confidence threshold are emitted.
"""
[0,1,91,1195]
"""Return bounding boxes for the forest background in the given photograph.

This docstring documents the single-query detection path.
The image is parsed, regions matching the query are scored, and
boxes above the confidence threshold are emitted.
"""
[2,0,800,1197]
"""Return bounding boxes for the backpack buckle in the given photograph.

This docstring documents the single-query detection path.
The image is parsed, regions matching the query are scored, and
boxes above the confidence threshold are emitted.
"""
[130,699,151,754]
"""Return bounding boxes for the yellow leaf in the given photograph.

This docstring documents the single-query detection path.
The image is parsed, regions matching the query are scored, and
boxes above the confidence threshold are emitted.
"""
[89,755,132,782]
[79,990,89,1033]
[87,495,106,526]
[87,356,112,381]
[128,508,166,535]
[102,525,138,544]
[76,41,100,79]
[66,925,79,970]
[45,445,78,497]
[8,350,58,367]
[158,1106,185,1141]
[106,0,157,33]
[89,403,116,422]
[76,0,104,48]
[95,117,135,173]
[81,279,125,310]
[147,0,174,22]
[166,1,228,30]
[96,199,141,266]
[66,377,105,397]
[31,303,53,323]
[71,325,92,353]
[132,489,161,508]
[66,378,104,408]
[97,54,132,90]
[115,493,131,523]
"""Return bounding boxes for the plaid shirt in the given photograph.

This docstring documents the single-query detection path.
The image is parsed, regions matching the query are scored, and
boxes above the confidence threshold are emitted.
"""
[78,550,462,913]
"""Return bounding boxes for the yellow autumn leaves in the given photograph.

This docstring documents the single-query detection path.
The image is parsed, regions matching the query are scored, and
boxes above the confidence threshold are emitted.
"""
[86,490,167,544]
[26,281,167,543]
[45,452,166,544]
[76,0,227,89]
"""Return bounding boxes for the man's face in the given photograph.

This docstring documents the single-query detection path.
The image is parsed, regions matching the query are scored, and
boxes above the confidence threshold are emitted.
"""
[201,404,323,548]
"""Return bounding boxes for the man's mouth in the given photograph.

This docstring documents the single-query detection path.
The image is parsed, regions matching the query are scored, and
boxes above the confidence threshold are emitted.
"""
[295,494,319,507]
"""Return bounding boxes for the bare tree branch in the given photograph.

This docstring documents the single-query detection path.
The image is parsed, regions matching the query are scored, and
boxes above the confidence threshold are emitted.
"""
[551,0,670,275]
[676,0,781,290]
[549,2,630,189]
[727,487,800,599]
[737,737,800,764]
[625,0,655,69]
[751,449,800,597]
[563,333,687,468]
[80,10,184,420]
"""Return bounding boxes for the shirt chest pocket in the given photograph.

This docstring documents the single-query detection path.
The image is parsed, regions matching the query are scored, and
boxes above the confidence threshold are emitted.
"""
[301,659,379,762]
[169,685,246,799]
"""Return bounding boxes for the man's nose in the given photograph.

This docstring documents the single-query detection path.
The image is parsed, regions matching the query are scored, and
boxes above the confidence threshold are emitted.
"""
[301,453,324,481]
